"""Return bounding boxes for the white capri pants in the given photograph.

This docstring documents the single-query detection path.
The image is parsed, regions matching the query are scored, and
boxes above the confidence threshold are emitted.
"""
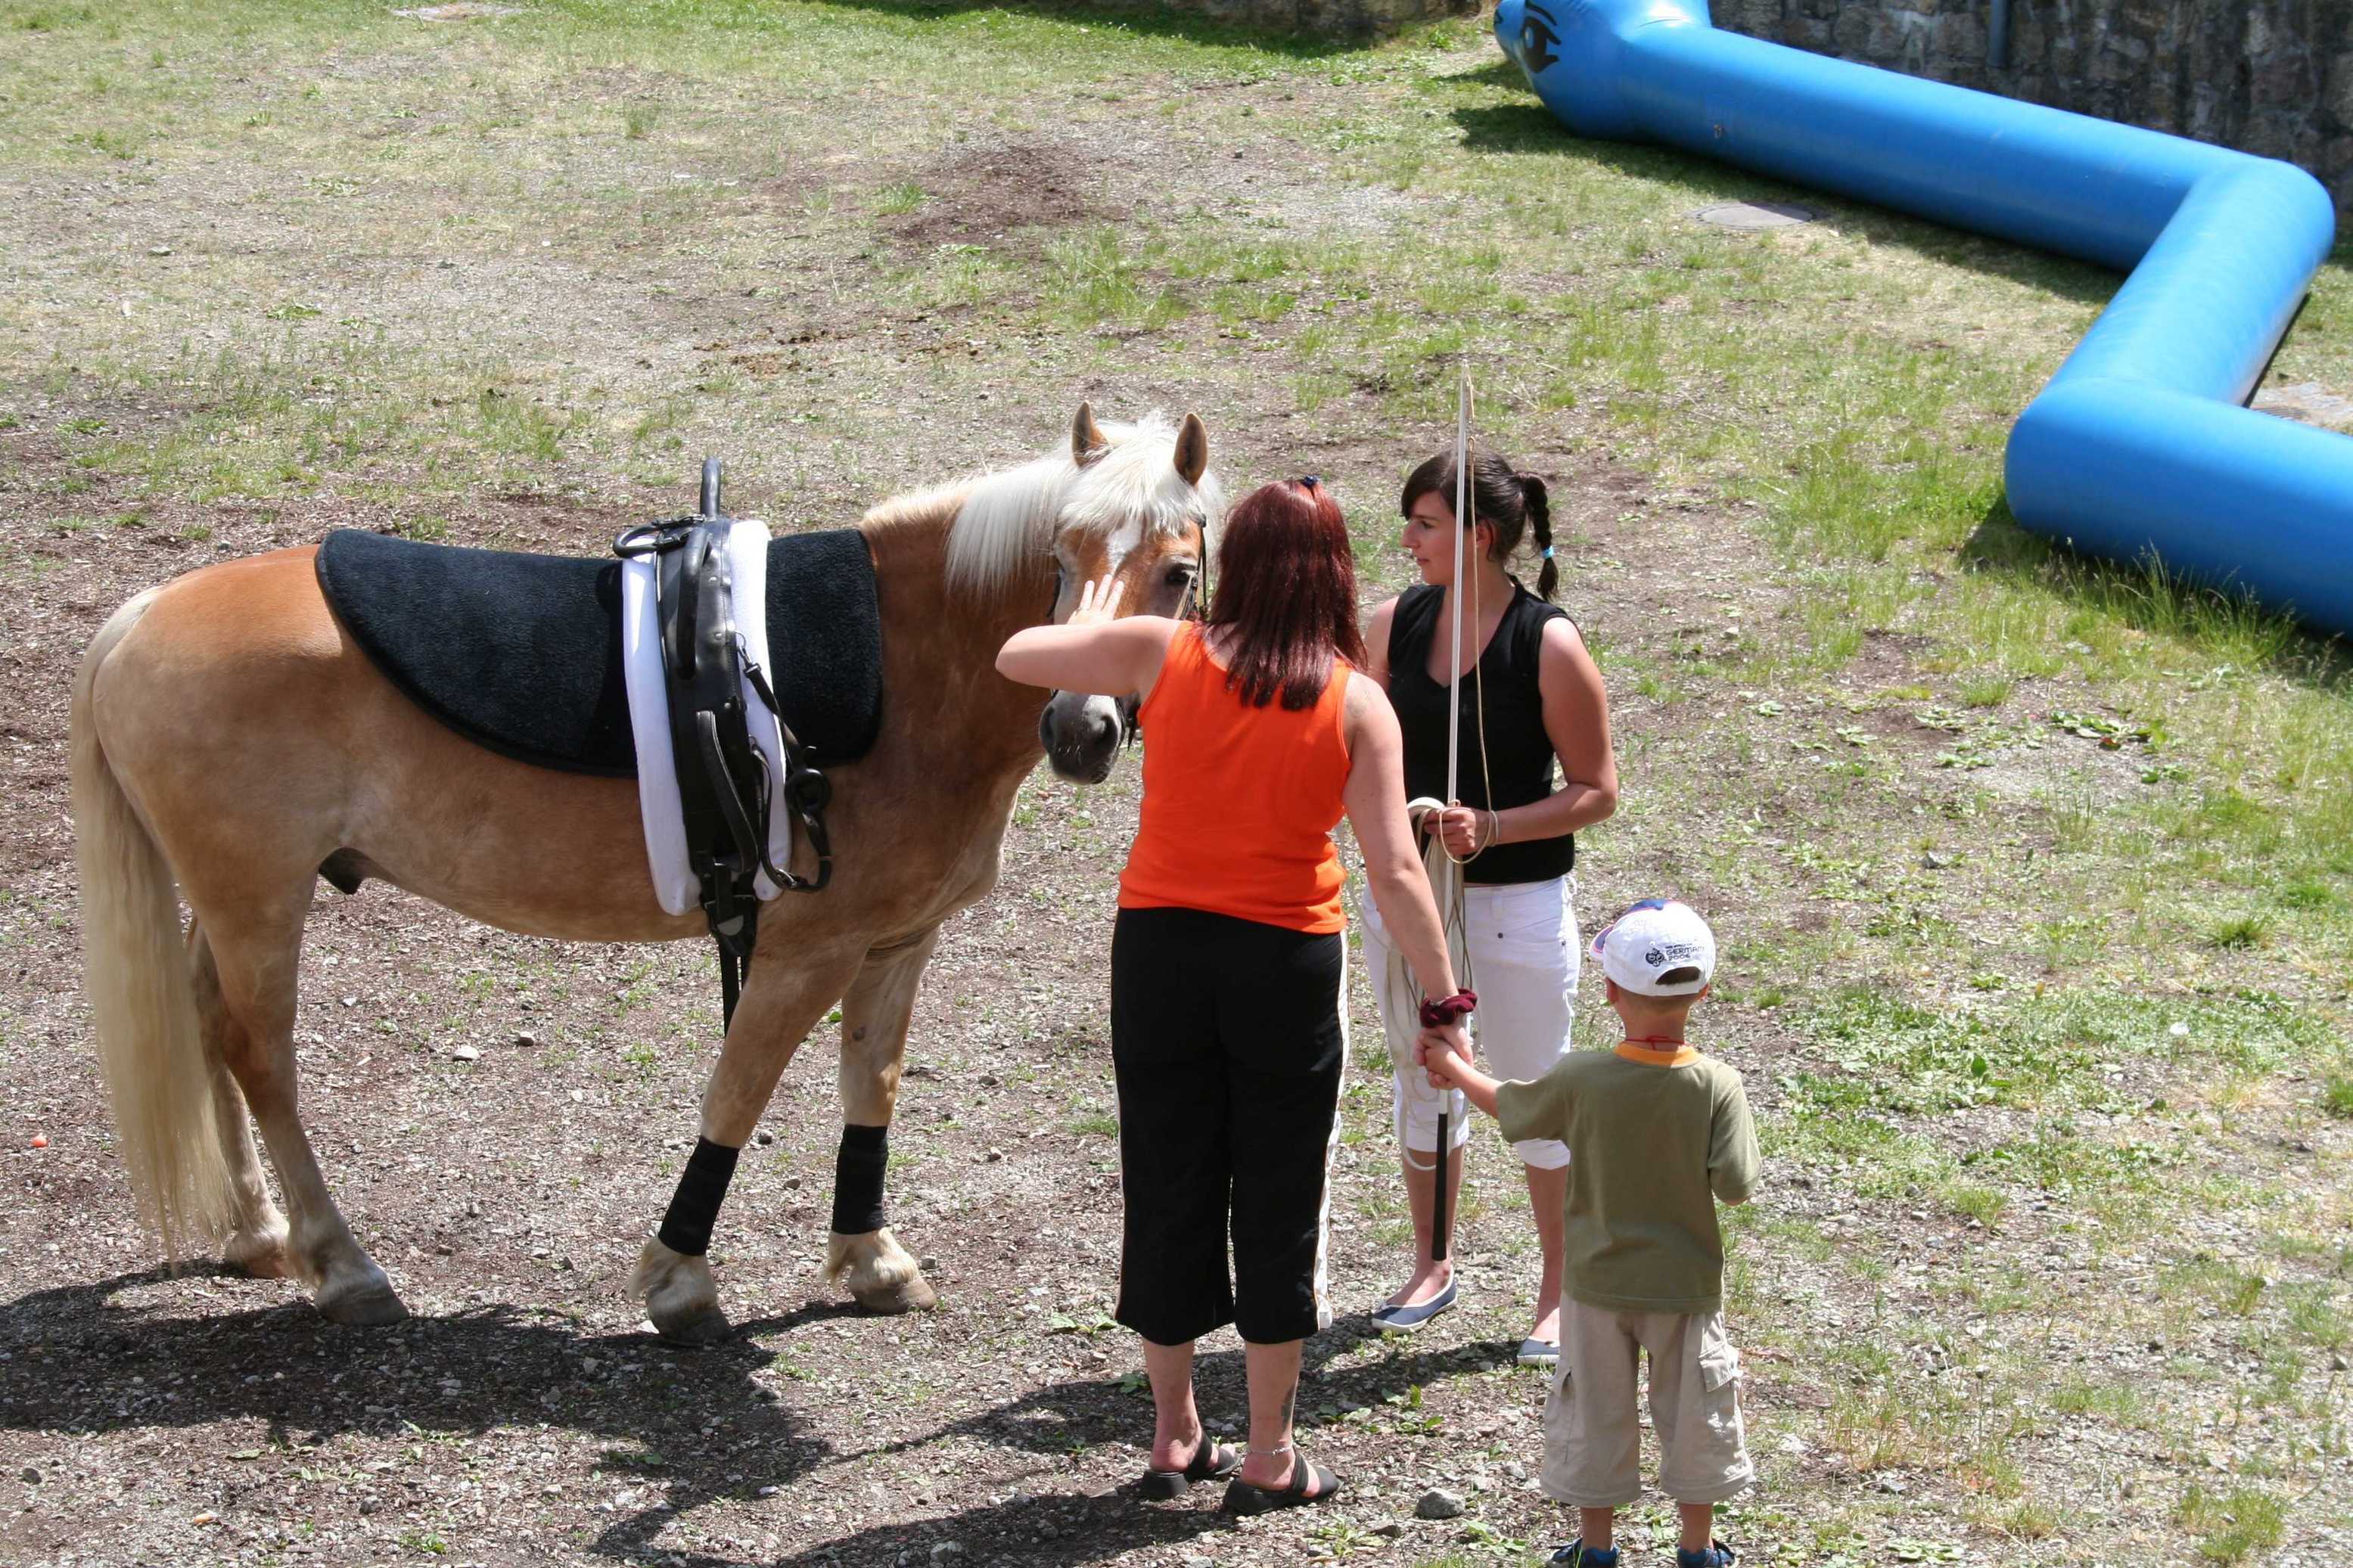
[1363,874,1578,1169]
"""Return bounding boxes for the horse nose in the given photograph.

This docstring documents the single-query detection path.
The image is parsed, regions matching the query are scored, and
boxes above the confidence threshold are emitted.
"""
[1041,694,1124,781]
[1043,696,1114,750]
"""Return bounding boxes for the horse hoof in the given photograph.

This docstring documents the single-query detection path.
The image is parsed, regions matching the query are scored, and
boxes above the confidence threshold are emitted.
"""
[652,1303,732,1346]
[316,1281,409,1327]
[853,1274,938,1315]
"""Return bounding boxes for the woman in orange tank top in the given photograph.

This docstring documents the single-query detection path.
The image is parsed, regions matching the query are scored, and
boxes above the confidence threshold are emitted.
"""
[999,478,1472,1515]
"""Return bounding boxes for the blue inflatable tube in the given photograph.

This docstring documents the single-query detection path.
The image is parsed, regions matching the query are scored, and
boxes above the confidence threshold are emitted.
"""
[1494,0,2352,635]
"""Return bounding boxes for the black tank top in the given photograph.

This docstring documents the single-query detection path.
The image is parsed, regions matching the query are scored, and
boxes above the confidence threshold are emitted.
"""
[1387,581,1574,885]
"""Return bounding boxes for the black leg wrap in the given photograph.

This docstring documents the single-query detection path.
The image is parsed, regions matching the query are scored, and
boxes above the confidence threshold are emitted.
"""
[831,1123,889,1236]
[657,1137,740,1257]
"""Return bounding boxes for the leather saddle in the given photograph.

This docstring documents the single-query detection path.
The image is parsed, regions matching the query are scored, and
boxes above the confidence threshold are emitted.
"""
[615,463,831,1009]
[315,464,885,1022]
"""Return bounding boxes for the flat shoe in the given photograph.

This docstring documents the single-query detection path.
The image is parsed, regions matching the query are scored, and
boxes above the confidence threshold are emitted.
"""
[1516,1337,1559,1368]
[1221,1455,1340,1515]
[1138,1438,1239,1501]
[1368,1279,1456,1333]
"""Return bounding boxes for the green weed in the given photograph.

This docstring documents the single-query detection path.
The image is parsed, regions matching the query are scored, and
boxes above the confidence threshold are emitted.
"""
[2206,912,2270,950]
[2174,1485,2284,1563]
[872,180,925,216]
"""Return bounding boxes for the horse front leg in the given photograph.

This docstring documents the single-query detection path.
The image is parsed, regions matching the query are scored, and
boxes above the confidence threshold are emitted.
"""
[825,926,943,1315]
[628,939,865,1346]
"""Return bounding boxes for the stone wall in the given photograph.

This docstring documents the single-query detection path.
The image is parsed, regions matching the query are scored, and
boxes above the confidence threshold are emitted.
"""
[1712,0,2353,214]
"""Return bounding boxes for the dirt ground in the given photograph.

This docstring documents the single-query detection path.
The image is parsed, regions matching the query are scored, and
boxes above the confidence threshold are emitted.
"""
[2,4,2348,1566]
[0,396,1724,1568]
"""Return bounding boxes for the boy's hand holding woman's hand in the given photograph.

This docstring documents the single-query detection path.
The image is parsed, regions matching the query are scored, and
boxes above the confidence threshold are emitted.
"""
[1416,1025,1502,1116]
[1416,1024,1467,1088]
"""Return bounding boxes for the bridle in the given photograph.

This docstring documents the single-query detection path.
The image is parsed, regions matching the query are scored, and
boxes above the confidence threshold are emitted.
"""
[1043,520,1211,623]
[1045,521,1211,749]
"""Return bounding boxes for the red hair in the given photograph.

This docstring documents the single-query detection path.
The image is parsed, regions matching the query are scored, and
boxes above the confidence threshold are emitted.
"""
[1205,478,1367,709]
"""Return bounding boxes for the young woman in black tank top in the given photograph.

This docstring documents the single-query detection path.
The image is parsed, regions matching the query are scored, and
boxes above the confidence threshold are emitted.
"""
[1360,449,1619,1362]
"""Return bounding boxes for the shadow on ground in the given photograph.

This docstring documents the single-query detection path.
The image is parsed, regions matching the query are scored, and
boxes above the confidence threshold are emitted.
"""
[843,1324,1505,1464]
[1959,498,2352,678]
[812,0,1369,58]
[779,1327,1530,1566]
[2,1271,1531,1566]
[0,1268,833,1560]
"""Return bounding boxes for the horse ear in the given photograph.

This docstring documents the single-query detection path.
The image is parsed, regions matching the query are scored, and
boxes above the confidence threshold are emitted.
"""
[1071,402,1109,467]
[1173,412,1209,488]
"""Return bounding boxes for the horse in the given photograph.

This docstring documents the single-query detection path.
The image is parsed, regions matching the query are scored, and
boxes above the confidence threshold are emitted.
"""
[70,404,1219,1344]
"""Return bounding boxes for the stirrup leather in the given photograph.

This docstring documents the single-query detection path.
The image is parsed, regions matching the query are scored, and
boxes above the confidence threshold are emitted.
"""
[616,458,834,1023]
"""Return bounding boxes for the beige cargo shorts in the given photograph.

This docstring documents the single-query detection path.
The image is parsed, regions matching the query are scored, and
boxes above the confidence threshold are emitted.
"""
[1540,1299,1755,1508]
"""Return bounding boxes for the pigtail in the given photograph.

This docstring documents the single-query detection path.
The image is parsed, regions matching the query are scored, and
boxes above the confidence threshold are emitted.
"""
[1522,474,1558,601]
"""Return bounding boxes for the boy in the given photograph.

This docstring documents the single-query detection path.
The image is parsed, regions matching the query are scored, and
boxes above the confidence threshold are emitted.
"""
[1419,898,1758,1568]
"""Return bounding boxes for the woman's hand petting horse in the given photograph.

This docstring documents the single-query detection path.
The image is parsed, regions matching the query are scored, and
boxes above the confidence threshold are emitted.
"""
[994,575,1173,700]
[1068,573,1125,627]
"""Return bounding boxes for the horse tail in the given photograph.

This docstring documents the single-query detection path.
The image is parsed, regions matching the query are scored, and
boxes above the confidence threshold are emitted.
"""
[70,591,232,1260]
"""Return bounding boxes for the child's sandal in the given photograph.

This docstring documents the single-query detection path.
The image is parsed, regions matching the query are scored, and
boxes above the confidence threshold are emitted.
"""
[1546,1543,1619,1566]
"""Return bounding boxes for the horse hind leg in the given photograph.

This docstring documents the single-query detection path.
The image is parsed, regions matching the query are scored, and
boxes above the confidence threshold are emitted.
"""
[825,926,942,1315]
[189,927,291,1278]
[193,908,406,1325]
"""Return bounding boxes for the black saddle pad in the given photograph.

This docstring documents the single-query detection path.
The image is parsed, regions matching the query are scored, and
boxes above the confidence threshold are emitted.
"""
[315,527,884,777]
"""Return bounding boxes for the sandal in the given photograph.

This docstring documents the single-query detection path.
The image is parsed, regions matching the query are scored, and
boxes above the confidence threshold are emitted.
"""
[1138,1437,1240,1500]
[1220,1453,1341,1515]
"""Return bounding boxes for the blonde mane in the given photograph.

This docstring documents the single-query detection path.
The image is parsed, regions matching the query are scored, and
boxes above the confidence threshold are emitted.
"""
[940,411,1223,594]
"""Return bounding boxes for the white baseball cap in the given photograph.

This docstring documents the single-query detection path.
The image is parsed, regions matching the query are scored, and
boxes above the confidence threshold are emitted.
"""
[1588,899,1717,997]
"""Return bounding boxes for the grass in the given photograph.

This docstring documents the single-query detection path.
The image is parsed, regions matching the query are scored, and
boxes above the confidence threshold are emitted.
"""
[2207,911,2271,949]
[2325,1076,2353,1119]
[871,179,925,216]
[2175,1485,2287,1563]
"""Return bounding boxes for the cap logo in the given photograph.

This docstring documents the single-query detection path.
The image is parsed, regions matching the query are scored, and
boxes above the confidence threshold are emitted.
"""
[1649,940,1706,965]
[1644,947,1665,967]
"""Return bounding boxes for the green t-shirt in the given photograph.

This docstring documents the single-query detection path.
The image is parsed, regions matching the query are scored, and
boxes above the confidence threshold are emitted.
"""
[1494,1043,1759,1316]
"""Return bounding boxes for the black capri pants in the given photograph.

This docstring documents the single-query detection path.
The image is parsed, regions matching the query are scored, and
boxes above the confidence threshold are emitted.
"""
[1110,905,1347,1347]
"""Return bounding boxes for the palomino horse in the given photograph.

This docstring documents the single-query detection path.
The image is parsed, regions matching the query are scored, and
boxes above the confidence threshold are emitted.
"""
[71,405,1218,1343]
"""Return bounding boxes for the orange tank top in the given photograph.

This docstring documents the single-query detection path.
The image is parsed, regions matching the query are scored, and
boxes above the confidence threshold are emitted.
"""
[1117,623,1354,934]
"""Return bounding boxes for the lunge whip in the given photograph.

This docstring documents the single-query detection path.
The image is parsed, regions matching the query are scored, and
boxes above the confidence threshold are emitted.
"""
[1431,362,1476,1264]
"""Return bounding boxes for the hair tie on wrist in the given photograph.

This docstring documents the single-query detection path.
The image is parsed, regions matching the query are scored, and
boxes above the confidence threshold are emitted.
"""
[1419,991,1478,1028]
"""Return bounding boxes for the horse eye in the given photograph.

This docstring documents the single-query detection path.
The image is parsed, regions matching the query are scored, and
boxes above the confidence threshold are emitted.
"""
[1164,564,1197,587]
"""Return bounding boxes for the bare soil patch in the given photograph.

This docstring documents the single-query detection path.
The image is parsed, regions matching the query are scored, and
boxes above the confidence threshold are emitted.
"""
[888,138,1111,253]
